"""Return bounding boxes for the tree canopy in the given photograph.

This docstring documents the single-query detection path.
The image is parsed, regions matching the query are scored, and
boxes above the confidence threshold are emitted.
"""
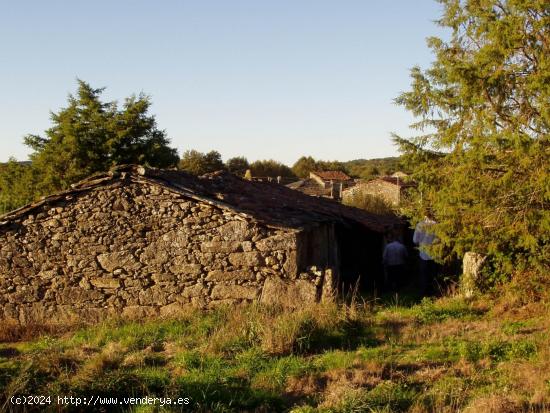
[291,156,347,178]
[226,156,250,176]
[291,156,318,178]
[0,159,39,215]
[249,160,295,178]
[291,156,402,180]
[25,80,179,194]
[179,150,225,175]
[395,0,549,276]
[344,157,403,179]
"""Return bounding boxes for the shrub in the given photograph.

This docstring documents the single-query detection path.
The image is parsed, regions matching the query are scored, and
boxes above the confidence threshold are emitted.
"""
[343,192,395,216]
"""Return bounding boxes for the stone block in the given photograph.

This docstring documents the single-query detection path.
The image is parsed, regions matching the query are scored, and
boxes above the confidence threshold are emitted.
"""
[260,278,318,307]
[170,262,202,276]
[217,221,254,241]
[205,270,256,282]
[255,234,295,252]
[197,253,215,265]
[58,287,104,304]
[139,286,168,306]
[140,244,170,267]
[210,284,258,300]
[122,305,158,319]
[152,273,177,283]
[160,302,187,317]
[181,284,207,298]
[283,250,298,277]
[97,251,141,273]
[228,252,262,267]
[200,241,241,253]
[90,277,121,289]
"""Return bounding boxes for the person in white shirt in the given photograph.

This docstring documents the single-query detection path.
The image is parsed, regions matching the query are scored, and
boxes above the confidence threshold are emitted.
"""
[382,235,408,290]
[413,216,437,294]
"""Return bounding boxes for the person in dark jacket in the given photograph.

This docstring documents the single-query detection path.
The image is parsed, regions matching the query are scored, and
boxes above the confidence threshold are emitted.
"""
[383,234,408,291]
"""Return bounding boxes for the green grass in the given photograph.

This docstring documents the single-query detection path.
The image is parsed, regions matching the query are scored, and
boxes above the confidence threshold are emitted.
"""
[1,295,549,412]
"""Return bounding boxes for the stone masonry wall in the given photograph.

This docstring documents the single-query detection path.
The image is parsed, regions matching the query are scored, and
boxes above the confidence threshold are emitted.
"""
[0,179,324,324]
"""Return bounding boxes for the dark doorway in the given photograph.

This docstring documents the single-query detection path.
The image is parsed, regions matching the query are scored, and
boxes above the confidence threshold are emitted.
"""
[336,224,384,296]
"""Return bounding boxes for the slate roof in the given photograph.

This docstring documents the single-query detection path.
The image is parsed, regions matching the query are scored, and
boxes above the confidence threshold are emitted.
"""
[311,170,351,181]
[0,165,401,233]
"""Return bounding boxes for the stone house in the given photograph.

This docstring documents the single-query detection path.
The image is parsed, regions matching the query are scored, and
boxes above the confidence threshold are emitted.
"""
[0,165,400,324]
[309,171,352,186]
[286,170,354,200]
[342,176,415,207]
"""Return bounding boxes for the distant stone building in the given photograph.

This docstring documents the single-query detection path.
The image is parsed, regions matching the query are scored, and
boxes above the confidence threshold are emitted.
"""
[342,176,414,206]
[286,170,354,200]
[309,171,352,186]
[0,165,401,324]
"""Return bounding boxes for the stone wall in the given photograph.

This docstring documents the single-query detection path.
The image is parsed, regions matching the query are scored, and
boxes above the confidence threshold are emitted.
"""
[0,179,329,324]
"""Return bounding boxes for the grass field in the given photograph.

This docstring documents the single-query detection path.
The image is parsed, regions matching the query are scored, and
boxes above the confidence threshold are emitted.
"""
[1,289,549,412]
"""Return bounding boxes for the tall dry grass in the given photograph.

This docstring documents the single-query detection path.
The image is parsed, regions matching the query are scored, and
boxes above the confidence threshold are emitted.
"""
[0,319,81,343]
[204,299,369,357]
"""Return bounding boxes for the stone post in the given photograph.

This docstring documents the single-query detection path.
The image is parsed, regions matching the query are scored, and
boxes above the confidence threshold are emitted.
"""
[460,252,486,298]
[321,268,336,302]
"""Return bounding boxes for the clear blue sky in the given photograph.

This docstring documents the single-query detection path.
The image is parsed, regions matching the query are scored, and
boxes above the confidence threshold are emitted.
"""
[0,0,446,165]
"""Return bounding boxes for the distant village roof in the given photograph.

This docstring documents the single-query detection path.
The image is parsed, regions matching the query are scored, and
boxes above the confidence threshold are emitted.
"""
[310,170,351,181]
[1,165,401,233]
[378,176,415,188]
[286,178,332,198]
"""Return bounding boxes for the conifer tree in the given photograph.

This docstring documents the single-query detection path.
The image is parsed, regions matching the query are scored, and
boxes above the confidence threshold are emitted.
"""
[0,159,39,215]
[25,80,179,194]
[394,0,549,275]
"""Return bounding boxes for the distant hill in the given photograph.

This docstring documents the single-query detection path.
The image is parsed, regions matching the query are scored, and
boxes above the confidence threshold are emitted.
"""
[0,160,31,167]
[343,156,404,179]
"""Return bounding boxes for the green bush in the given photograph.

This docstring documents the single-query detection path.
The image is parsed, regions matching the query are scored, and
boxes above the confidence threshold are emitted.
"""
[342,192,395,216]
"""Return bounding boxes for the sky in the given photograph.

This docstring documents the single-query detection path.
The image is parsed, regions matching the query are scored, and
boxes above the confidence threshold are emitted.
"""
[0,0,447,165]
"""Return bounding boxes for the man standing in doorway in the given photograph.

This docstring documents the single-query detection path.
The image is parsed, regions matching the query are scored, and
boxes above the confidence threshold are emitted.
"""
[413,216,437,295]
[382,233,408,291]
